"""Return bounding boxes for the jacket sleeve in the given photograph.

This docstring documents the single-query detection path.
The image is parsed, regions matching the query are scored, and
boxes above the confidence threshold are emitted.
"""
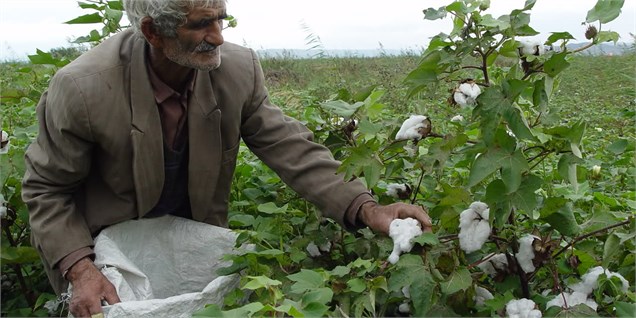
[239,50,369,229]
[22,71,95,269]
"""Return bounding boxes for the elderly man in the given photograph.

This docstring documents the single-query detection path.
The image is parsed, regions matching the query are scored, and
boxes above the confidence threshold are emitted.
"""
[22,0,431,316]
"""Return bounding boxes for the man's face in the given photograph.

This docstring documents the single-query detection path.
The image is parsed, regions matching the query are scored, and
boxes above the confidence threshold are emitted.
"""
[162,4,226,71]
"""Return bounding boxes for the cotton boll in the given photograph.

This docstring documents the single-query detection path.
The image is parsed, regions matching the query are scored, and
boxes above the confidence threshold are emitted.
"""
[451,114,464,122]
[0,206,6,219]
[506,298,542,318]
[458,202,491,253]
[546,291,598,311]
[402,286,411,298]
[0,131,9,155]
[459,82,481,99]
[398,302,411,314]
[516,235,539,273]
[395,115,430,141]
[453,91,469,107]
[388,218,423,264]
[318,241,331,253]
[306,242,321,257]
[386,183,408,198]
[570,266,630,295]
[477,253,509,276]
[519,40,544,56]
[474,286,494,306]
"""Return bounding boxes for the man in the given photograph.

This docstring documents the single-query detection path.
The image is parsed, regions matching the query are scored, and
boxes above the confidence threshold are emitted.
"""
[22,0,432,316]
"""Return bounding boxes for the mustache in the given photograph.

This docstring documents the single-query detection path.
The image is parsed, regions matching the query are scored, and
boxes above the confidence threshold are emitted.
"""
[194,41,218,53]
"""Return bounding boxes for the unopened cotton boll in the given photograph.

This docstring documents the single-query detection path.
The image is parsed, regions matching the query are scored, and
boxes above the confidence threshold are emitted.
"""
[474,286,494,306]
[395,115,430,141]
[516,235,539,273]
[546,291,598,311]
[388,217,423,264]
[505,298,542,318]
[306,242,321,257]
[458,201,491,253]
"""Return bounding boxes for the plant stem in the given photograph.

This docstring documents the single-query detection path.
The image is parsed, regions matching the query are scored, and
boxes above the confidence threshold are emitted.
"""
[410,167,426,204]
[508,209,531,298]
[553,218,632,259]
[2,221,35,308]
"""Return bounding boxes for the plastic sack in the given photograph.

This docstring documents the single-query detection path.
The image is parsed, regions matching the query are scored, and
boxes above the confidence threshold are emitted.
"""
[68,215,243,318]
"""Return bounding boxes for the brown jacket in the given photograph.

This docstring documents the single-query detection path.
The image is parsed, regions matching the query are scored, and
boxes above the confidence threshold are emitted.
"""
[22,29,367,290]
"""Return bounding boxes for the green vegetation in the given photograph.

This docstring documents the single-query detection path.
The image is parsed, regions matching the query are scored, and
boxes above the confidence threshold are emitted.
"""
[1,0,634,317]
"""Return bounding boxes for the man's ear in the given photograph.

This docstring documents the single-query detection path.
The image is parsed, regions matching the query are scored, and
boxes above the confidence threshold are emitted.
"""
[140,17,163,48]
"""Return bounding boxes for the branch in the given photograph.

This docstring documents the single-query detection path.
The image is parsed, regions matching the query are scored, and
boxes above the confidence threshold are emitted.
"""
[553,218,632,259]
[411,167,426,204]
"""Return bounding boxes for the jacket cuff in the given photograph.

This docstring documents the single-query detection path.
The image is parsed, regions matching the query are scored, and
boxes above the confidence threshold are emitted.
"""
[58,247,95,280]
[344,192,377,231]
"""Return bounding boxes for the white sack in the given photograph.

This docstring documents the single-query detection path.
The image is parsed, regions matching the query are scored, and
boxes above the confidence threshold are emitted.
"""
[68,215,244,318]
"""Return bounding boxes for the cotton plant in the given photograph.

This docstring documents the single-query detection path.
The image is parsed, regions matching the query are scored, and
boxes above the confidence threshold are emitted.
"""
[505,298,542,318]
[388,217,423,264]
[515,235,539,273]
[458,201,491,253]
[452,80,481,108]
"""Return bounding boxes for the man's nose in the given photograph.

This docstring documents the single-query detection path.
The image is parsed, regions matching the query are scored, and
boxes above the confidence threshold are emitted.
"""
[205,21,224,46]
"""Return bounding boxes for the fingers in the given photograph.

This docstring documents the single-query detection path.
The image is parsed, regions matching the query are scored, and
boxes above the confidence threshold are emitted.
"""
[70,295,103,318]
[103,282,121,305]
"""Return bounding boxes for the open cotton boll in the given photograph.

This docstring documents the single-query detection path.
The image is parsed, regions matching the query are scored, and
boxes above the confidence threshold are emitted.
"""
[478,253,509,276]
[474,286,494,306]
[506,298,542,318]
[519,40,544,56]
[0,131,9,155]
[546,291,598,311]
[386,183,408,198]
[388,218,423,264]
[451,114,464,122]
[458,201,491,253]
[402,286,411,299]
[459,82,481,99]
[570,266,630,295]
[318,241,331,253]
[398,302,411,314]
[395,115,429,141]
[306,242,321,257]
[516,235,539,273]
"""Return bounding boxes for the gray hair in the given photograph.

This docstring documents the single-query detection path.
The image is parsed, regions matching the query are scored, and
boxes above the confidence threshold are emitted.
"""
[123,0,224,38]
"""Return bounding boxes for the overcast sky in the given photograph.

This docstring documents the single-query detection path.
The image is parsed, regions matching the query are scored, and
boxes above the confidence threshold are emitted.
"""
[1,0,634,60]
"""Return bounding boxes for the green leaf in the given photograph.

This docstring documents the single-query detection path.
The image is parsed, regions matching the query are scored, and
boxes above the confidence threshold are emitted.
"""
[27,49,58,66]
[410,272,437,316]
[0,246,40,264]
[602,233,621,268]
[615,301,636,318]
[423,7,447,20]
[439,268,472,295]
[478,14,510,30]
[546,32,576,45]
[243,276,281,290]
[596,30,620,43]
[193,303,224,317]
[412,232,440,246]
[547,303,600,317]
[347,278,367,293]
[362,156,383,188]
[607,138,629,154]
[503,107,536,141]
[544,52,570,77]
[468,148,505,187]
[107,0,124,10]
[500,150,530,193]
[287,269,325,293]
[257,202,287,214]
[301,302,329,317]
[586,0,625,23]
[533,78,549,112]
[539,198,581,236]
[329,265,351,277]
[64,13,103,24]
[319,100,364,119]
[499,39,520,57]
[301,287,333,305]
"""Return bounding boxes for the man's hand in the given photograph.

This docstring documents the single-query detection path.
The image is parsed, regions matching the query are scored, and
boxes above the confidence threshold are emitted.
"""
[66,257,120,317]
[358,202,432,235]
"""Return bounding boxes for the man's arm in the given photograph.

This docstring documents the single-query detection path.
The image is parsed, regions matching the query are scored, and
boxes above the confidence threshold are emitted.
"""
[22,71,119,315]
